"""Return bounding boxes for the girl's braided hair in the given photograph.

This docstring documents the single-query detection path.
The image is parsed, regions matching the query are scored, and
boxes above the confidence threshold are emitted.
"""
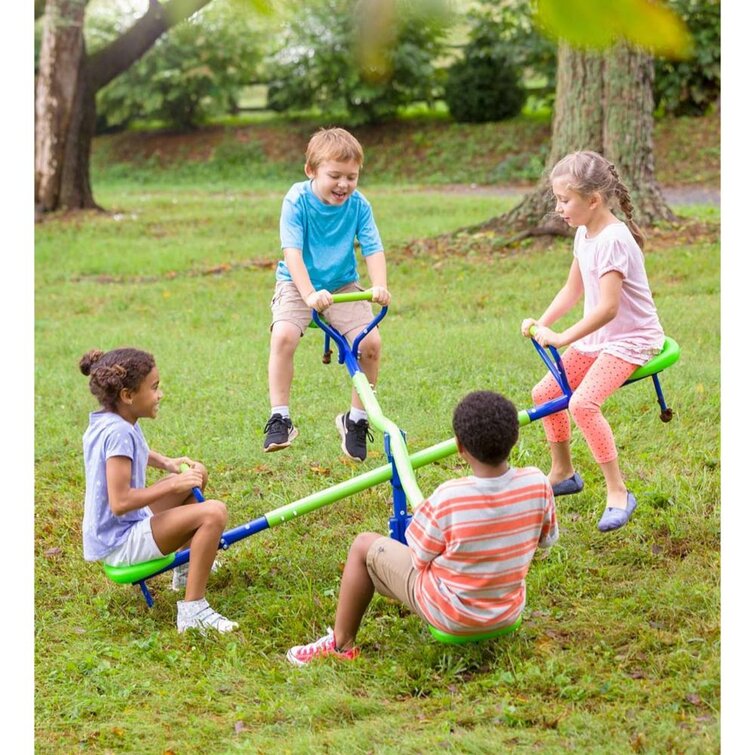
[550,151,646,249]
[79,347,155,411]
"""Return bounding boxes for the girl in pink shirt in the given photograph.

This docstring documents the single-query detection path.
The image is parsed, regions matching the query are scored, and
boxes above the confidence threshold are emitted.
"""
[521,151,664,532]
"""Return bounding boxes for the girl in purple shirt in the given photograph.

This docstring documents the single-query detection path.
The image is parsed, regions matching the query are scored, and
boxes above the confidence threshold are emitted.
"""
[520,151,665,533]
[80,347,237,634]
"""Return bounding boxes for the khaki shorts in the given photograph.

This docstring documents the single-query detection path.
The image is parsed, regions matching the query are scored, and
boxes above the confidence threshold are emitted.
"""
[270,281,375,338]
[365,536,428,620]
[102,512,165,566]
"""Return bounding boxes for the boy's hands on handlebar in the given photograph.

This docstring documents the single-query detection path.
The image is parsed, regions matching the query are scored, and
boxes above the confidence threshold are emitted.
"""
[371,286,391,306]
[306,289,334,312]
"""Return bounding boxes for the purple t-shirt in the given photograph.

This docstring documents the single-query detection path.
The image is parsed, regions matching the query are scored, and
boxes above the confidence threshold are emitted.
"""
[81,410,150,561]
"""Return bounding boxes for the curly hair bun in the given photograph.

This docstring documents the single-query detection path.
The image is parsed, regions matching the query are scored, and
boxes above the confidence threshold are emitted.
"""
[79,349,105,376]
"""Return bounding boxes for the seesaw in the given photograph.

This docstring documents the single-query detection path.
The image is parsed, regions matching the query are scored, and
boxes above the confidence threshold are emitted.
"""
[103,293,679,640]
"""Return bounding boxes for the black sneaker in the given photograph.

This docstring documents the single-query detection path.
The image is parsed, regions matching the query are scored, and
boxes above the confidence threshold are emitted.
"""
[335,413,373,462]
[263,414,298,452]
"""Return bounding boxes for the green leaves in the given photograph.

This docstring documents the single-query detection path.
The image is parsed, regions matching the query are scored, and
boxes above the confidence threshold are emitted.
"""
[264,0,449,124]
[96,1,267,131]
[534,0,693,59]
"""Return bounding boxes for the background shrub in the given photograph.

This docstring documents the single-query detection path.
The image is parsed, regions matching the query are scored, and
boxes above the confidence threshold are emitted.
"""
[444,30,526,123]
[653,0,720,116]
[93,1,265,131]
[263,0,448,125]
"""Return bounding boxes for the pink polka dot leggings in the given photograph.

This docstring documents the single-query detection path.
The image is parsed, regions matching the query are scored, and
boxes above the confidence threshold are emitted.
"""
[532,348,638,464]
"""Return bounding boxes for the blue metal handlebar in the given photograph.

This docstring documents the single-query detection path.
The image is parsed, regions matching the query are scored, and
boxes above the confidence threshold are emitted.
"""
[311,304,388,376]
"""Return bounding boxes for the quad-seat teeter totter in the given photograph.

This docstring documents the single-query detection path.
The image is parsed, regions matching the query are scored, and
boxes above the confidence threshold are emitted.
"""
[102,293,679,643]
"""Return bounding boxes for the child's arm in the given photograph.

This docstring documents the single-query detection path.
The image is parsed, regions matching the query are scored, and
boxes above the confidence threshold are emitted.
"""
[105,456,203,516]
[364,251,391,305]
[533,270,622,349]
[538,485,559,551]
[405,499,445,570]
[148,450,197,475]
[283,247,333,312]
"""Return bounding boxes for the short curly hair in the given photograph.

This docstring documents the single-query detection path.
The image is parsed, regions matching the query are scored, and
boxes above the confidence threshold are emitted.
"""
[79,347,155,411]
[452,390,519,465]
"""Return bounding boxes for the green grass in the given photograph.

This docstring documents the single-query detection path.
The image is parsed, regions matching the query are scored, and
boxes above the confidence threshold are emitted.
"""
[35,165,719,752]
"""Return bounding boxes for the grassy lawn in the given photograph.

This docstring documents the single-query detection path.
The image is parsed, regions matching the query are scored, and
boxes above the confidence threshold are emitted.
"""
[35,149,719,752]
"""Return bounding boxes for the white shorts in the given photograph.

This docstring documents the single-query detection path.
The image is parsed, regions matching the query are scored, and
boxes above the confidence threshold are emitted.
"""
[102,512,165,566]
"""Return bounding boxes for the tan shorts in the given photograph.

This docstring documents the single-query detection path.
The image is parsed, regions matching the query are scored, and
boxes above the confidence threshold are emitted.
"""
[270,281,375,338]
[365,536,428,620]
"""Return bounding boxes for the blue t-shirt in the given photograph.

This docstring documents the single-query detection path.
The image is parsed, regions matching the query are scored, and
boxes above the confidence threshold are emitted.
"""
[81,410,150,561]
[277,180,384,291]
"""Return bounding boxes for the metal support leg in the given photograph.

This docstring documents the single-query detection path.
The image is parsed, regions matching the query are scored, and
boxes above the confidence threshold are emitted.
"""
[385,432,412,544]
[652,373,674,422]
[137,580,154,608]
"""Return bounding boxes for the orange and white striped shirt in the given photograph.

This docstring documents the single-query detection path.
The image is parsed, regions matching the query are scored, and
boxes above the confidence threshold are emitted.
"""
[406,466,557,634]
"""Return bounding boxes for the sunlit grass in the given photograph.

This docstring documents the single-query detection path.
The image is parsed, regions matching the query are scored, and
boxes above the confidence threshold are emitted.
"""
[35,172,719,752]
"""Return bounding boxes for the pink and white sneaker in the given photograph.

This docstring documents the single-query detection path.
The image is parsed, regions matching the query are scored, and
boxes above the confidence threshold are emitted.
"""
[286,628,360,666]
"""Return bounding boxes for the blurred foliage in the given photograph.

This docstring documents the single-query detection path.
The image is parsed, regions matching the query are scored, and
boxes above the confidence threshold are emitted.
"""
[264,0,451,124]
[92,1,267,131]
[34,0,715,130]
[445,0,556,122]
[653,0,720,116]
[535,0,693,59]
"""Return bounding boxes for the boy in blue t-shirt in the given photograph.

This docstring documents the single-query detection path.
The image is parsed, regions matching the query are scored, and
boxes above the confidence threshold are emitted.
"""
[264,128,391,462]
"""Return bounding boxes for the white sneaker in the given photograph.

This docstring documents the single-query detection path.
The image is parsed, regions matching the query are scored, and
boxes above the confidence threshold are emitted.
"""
[170,559,221,592]
[176,598,238,634]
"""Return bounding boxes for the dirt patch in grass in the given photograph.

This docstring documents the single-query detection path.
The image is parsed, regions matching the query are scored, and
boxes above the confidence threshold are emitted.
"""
[399,218,719,261]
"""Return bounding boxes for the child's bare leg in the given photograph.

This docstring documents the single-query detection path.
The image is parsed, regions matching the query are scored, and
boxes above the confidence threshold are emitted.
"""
[547,440,575,485]
[598,458,629,509]
[351,329,381,411]
[268,321,301,406]
[334,532,382,649]
[150,500,228,601]
[149,465,210,553]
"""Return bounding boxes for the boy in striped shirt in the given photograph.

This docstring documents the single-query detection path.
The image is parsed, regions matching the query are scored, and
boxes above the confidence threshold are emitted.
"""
[287,390,558,665]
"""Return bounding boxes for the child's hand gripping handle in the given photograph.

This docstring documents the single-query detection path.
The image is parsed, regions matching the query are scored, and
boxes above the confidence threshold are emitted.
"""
[526,326,571,396]
[179,463,205,502]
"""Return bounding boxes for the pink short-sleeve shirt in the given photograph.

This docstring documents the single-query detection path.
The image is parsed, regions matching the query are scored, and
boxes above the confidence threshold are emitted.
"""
[573,222,664,365]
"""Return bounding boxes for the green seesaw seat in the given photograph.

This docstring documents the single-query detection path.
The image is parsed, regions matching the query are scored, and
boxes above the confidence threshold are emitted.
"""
[625,336,680,383]
[102,553,175,584]
[428,614,523,645]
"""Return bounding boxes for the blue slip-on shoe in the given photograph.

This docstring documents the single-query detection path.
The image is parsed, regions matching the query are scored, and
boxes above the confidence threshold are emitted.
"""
[552,472,584,497]
[597,492,638,532]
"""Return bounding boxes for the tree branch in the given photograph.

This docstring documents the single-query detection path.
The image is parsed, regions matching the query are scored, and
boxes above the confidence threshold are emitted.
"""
[87,0,213,92]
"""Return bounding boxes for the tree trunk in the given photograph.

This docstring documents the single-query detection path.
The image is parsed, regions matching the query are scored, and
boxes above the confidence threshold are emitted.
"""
[603,44,675,224]
[35,0,213,215]
[35,0,92,213]
[466,41,675,242]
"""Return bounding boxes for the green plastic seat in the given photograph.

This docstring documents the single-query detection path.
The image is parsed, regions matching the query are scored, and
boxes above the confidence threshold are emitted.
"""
[625,336,680,383]
[428,614,522,645]
[102,553,176,585]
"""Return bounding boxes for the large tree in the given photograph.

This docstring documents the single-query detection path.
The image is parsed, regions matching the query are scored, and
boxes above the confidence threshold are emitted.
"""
[467,40,677,244]
[35,0,213,214]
